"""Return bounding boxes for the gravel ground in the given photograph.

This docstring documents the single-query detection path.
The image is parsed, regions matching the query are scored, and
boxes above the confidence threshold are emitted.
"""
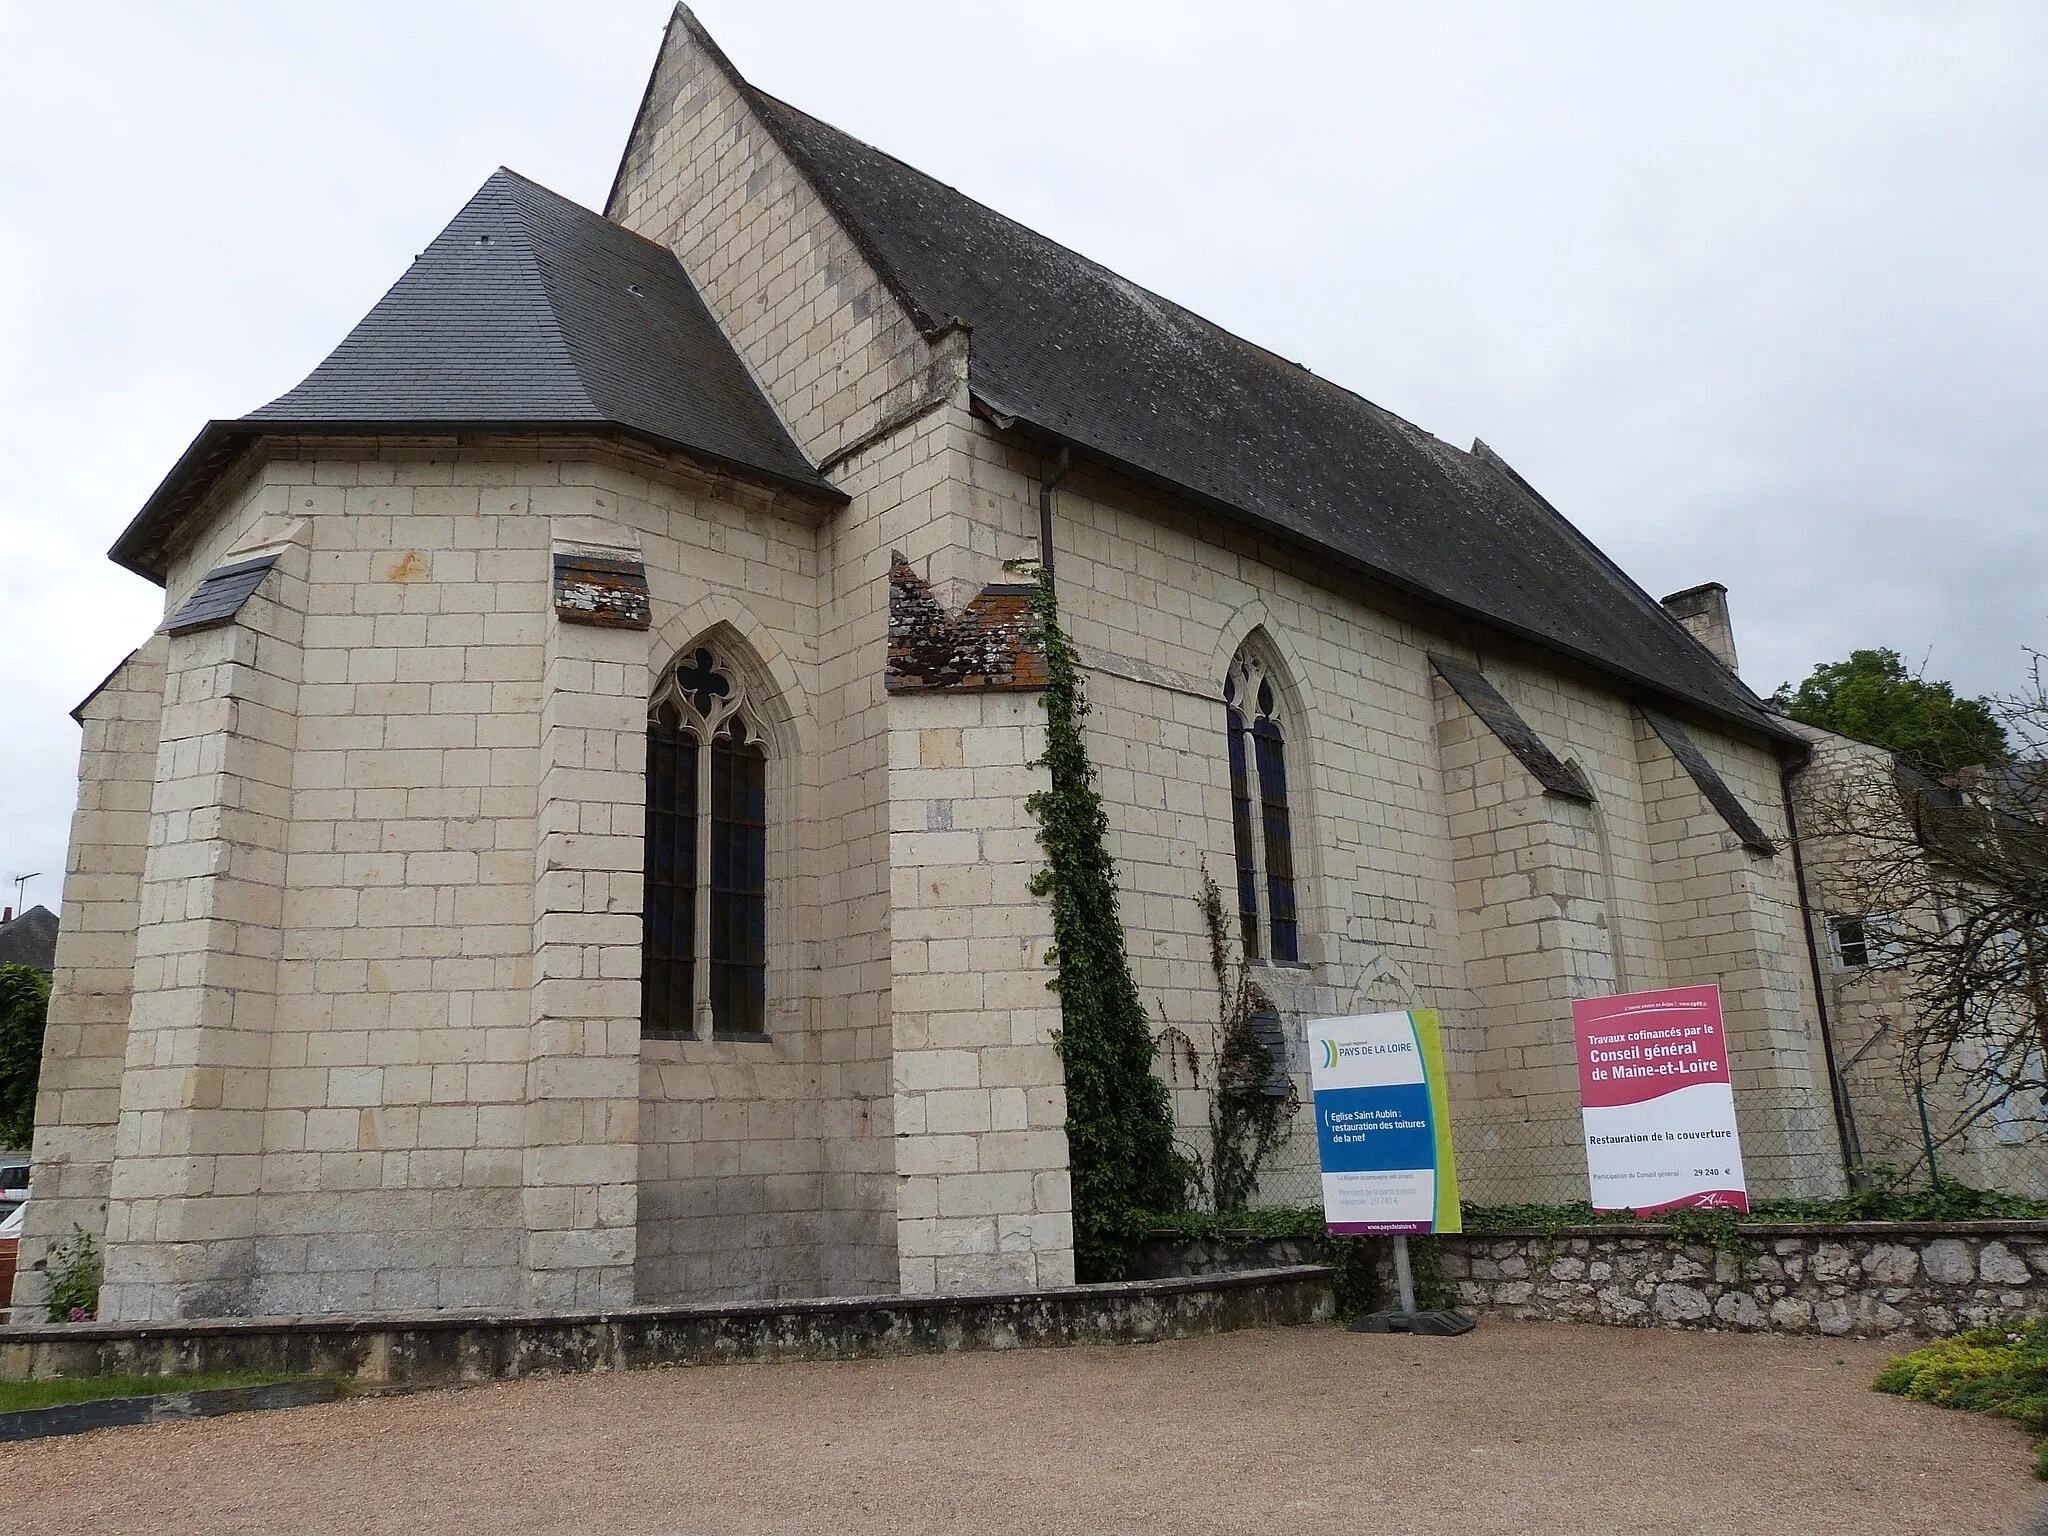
[0,1321,2038,1534]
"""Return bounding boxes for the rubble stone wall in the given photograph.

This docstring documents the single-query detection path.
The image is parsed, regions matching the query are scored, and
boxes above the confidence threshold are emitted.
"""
[1440,1221,2048,1338]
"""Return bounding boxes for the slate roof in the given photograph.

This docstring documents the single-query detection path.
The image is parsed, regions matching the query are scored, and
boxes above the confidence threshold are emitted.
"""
[737,87,1793,744]
[111,169,838,583]
[0,906,58,973]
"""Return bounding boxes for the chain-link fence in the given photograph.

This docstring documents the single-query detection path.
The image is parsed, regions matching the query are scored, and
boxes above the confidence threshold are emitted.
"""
[1836,1070,2048,1201]
[1237,1083,1854,1213]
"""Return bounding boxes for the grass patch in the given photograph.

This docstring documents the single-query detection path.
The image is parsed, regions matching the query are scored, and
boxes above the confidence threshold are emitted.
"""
[1875,1321,2048,1478]
[0,1371,314,1414]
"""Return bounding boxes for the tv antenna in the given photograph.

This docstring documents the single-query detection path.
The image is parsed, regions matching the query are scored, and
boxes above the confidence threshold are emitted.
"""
[11,874,38,915]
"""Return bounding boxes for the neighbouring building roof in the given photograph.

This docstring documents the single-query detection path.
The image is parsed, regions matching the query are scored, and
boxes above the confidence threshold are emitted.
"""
[110,168,840,583]
[0,905,58,973]
[731,83,1792,744]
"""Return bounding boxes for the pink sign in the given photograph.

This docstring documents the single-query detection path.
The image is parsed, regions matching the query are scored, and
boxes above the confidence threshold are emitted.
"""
[1573,984,1748,1214]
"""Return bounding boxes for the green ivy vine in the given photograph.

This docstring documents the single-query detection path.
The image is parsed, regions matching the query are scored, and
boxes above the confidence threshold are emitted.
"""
[1192,867,1296,1211]
[1020,565,1189,1280]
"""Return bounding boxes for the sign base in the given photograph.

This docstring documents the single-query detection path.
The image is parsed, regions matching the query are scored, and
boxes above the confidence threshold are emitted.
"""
[1348,1308,1477,1337]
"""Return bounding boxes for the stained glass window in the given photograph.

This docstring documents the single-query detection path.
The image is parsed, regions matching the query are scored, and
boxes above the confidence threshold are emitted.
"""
[1223,649,1302,965]
[644,645,769,1038]
[709,724,768,1035]
[642,699,697,1035]
[1226,703,1260,961]
[1253,715,1298,963]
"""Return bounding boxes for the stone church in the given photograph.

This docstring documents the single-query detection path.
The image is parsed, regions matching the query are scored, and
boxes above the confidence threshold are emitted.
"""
[16,7,1839,1322]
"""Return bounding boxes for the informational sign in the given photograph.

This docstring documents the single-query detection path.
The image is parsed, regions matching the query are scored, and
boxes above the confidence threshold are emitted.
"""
[1573,984,1748,1214]
[1308,1010,1462,1235]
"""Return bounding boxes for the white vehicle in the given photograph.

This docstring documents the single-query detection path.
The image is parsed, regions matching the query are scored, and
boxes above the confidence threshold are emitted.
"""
[0,1157,26,1214]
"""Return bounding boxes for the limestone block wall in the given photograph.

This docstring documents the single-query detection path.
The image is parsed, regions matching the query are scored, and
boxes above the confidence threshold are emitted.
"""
[629,399,990,1303]
[47,437,924,1318]
[522,540,646,1311]
[231,459,549,1316]
[1433,674,1619,1202]
[623,460,882,1305]
[100,531,309,1320]
[1637,715,1840,1197]
[609,29,1072,1289]
[936,415,1836,1210]
[887,688,1072,1293]
[11,640,167,1316]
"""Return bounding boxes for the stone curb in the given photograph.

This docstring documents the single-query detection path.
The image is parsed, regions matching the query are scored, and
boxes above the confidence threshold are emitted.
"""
[0,1265,1323,1344]
[0,1266,1335,1390]
[0,1379,339,1443]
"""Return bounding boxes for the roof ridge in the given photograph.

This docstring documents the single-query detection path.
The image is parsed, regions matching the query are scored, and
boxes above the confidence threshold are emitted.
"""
[751,92,1516,457]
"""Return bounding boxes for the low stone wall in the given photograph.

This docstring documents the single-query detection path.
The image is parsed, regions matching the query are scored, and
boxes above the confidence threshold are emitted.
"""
[1442,1221,2048,1338]
[0,1266,1332,1388]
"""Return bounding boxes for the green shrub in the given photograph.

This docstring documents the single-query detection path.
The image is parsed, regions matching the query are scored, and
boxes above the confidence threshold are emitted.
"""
[1875,1321,2048,1476]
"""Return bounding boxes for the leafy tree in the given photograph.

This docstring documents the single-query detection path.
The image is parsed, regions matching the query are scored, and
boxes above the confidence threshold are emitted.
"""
[1774,648,2007,776]
[0,963,50,1150]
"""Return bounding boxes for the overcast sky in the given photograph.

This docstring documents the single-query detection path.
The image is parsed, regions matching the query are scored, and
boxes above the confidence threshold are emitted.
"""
[3,1,2045,910]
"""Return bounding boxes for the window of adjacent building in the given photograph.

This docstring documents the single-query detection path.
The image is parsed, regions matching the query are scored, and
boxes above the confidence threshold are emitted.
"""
[1224,648,1300,965]
[1992,1051,2048,1145]
[1827,913,1900,972]
[645,645,768,1038]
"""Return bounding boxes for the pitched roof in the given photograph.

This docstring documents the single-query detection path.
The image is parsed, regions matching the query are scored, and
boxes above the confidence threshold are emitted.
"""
[0,906,58,973]
[111,168,838,583]
[732,86,1791,743]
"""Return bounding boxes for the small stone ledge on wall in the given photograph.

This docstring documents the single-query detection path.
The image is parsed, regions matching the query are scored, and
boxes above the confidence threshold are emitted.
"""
[1439,1221,2048,1339]
[0,1268,1334,1391]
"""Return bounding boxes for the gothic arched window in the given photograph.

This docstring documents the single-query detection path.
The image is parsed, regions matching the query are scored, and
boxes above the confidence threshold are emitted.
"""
[1223,649,1300,965]
[645,645,768,1038]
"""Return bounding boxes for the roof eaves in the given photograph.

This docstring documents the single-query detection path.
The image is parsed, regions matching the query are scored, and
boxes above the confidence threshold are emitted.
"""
[111,415,846,586]
[71,648,143,725]
[973,392,1797,751]
[110,420,259,584]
